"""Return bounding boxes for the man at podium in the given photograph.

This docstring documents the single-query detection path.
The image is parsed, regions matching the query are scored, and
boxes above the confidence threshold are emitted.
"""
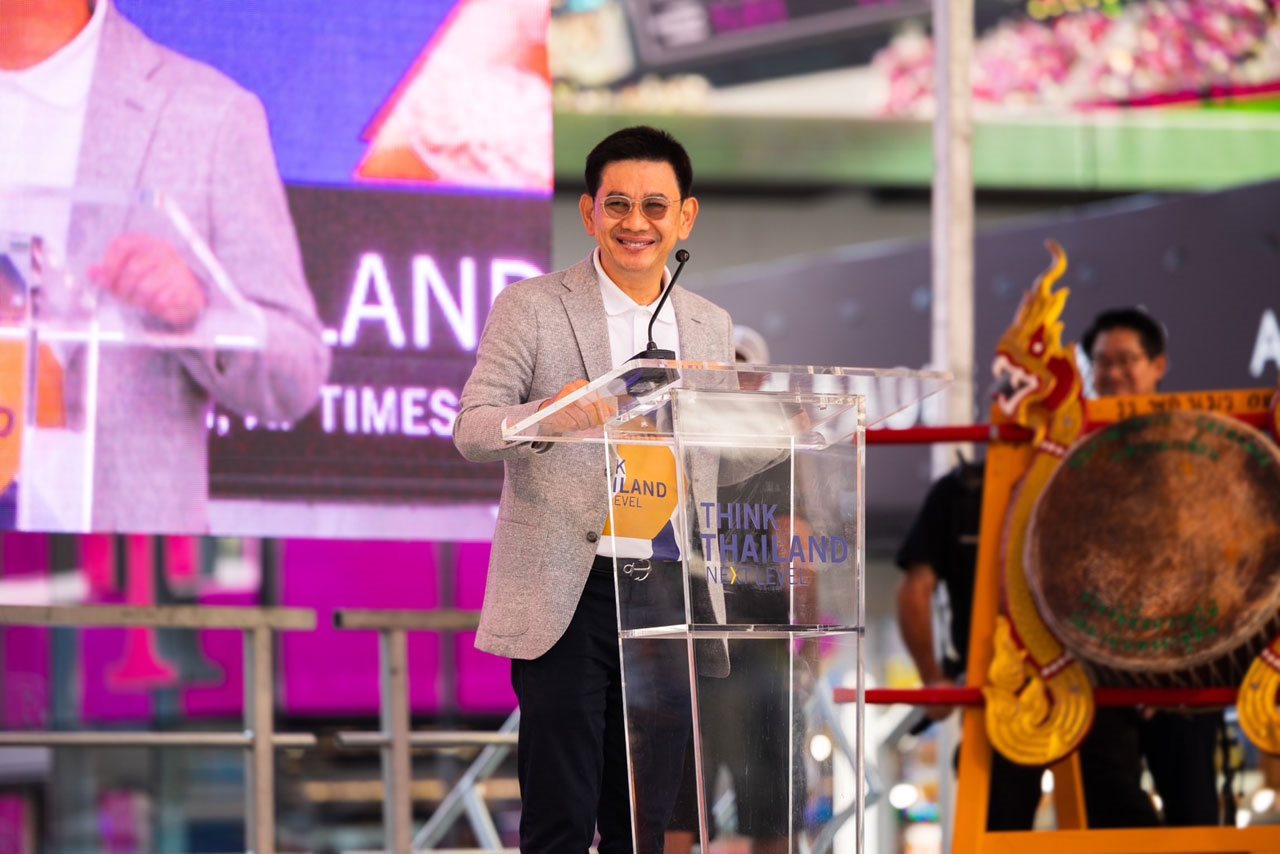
[455,126,735,852]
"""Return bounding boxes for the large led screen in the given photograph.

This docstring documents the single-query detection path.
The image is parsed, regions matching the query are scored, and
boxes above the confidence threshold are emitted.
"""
[0,0,552,538]
[552,0,1280,191]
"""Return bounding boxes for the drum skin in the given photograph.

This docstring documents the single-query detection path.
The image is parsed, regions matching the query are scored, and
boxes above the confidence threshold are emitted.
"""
[1025,410,1280,688]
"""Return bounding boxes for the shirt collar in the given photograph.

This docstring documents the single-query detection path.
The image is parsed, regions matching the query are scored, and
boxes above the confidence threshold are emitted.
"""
[592,248,676,324]
[0,0,109,109]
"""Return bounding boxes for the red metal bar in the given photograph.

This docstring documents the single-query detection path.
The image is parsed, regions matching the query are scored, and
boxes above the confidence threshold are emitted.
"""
[847,686,1239,708]
[856,687,983,705]
[1236,411,1272,430]
[865,424,1030,445]
[1090,687,1240,708]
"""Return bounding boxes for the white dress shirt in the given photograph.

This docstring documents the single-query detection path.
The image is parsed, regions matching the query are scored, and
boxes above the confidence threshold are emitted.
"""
[0,0,107,265]
[0,2,106,531]
[592,248,682,560]
[593,247,680,369]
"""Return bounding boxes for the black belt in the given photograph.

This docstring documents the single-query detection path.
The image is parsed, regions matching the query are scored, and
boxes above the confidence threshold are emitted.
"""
[592,555,681,578]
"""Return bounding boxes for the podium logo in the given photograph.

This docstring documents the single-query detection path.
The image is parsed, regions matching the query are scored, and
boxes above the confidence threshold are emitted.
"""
[602,446,678,542]
[611,457,669,499]
[698,501,851,589]
[712,564,810,589]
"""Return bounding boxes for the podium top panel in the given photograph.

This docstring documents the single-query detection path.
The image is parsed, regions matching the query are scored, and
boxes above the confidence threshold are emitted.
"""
[0,185,266,351]
[503,359,951,447]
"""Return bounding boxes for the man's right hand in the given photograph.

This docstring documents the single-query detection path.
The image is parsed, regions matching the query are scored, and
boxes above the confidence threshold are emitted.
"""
[536,379,616,433]
[89,233,207,328]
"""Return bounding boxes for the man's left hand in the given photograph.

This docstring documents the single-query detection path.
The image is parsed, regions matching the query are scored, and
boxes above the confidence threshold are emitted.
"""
[90,233,207,328]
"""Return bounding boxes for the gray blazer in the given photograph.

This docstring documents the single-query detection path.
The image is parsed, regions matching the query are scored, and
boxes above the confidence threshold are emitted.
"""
[66,7,329,533]
[454,255,734,660]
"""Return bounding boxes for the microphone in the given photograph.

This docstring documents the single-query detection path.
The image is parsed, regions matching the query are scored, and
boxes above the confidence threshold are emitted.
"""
[620,248,689,395]
[629,248,690,362]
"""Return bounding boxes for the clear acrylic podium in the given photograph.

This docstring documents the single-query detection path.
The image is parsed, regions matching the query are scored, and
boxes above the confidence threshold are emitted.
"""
[505,359,948,853]
[0,186,266,531]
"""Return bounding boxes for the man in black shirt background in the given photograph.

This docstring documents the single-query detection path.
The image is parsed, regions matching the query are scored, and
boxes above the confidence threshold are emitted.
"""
[896,456,1046,830]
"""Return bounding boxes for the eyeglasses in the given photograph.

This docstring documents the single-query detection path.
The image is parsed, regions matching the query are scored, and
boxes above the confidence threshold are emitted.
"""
[599,194,681,221]
[1091,351,1149,371]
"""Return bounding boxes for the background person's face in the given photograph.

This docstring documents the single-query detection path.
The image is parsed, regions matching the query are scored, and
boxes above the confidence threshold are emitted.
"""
[1090,327,1167,397]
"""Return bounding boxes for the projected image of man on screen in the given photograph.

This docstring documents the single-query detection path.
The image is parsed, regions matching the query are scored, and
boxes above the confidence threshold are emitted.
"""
[454,126,731,853]
[0,0,329,533]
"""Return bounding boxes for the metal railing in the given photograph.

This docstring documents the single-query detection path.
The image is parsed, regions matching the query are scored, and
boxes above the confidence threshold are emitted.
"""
[332,608,518,854]
[0,604,317,854]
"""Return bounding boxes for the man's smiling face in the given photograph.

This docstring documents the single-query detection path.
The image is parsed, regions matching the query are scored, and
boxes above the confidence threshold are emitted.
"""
[579,159,697,300]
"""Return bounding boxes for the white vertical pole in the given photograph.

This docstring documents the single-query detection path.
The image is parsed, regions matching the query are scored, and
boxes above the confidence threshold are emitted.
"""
[931,1,975,852]
[932,0,977,480]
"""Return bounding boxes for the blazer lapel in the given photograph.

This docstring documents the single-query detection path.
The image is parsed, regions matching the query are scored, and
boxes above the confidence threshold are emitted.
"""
[62,10,167,418]
[672,287,716,362]
[560,256,613,381]
[77,8,166,192]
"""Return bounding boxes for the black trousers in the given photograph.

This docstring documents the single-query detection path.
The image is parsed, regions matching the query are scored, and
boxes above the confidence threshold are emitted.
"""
[1141,710,1222,826]
[510,559,693,853]
[986,751,1046,831]
[668,639,799,840]
[511,569,633,853]
[1079,708,1221,828]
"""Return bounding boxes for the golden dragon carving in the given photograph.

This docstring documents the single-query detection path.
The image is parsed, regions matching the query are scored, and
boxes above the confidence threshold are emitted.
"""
[983,245,1280,758]
[982,240,1095,766]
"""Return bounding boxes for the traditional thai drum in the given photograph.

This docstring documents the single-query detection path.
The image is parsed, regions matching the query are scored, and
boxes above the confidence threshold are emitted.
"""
[1025,410,1280,688]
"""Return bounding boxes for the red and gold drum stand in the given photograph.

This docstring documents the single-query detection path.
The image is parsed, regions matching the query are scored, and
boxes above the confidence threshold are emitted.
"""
[948,243,1280,853]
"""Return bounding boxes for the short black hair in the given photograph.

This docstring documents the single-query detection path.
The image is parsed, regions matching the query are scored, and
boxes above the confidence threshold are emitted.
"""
[1081,307,1167,360]
[584,126,693,199]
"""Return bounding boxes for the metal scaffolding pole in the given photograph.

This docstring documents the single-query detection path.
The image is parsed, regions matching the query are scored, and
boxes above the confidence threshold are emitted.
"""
[931,0,976,479]
[931,0,975,851]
